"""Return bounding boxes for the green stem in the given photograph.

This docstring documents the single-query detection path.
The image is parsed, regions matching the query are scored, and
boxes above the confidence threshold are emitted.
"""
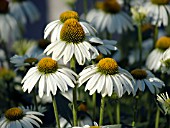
[137,23,142,68]
[107,102,114,124]
[73,85,78,126]
[92,92,96,121]
[33,88,38,111]
[51,93,60,128]
[155,107,160,128]
[153,24,158,48]
[132,95,139,127]
[99,97,105,126]
[116,101,120,124]
[70,58,78,126]
[83,0,88,19]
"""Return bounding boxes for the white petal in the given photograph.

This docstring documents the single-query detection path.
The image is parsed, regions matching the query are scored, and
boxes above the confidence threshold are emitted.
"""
[57,72,75,88]
[85,73,101,91]
[97,75,106,93]
[21,67,38,83]
[106,75,113,96]
[144,79,155,94]
[38,75,45,98]
[74,44,84,65]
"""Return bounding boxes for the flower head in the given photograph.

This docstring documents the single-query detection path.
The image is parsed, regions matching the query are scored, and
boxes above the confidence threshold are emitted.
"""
[0,106,44,128]
[44,10,97,42]
[60,19,85,43]
[146,36,170,72]
[60,10,79,23]
[44,19,100,65]
[144,0,170,26]
[78,58,134,97]
[161,48,170,74]
[86,0,134,34]
[131,69,165,94]
[10,54,44,68]
[0,0,21,43]
[96,0,121,14]
[155,36,170,50]
[157,92,170,115]
[21,57,77,97]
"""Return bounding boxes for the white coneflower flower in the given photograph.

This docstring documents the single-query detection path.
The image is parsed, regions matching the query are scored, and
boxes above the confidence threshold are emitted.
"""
[144,0,170,26]
[21,57,77,98]
[157,92,170,115]
[0,0,21,43]
[0,106,44,128]
[146,36,170,72]
[161,48,170,74]
[130,69,165,95]
[86,0,134,34]
[44,10,97,42]
[10,54,44,68]
[9,0,40,25]
[78,58,134,97]
[44,19,100,65]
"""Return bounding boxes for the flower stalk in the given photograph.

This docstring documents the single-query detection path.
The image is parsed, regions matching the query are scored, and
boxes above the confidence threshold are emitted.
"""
[137,23,142,67]
[153,24,158,48]
[99,97,105,125]
[132,95,139,127]
[71,57,78,126]
[51,93,60,128]
[92,92,96,120]
[155,107,160,128]
[116,101,120,124]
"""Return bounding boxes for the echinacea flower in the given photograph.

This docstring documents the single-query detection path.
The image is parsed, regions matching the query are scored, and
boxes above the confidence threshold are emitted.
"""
[146,36,170,72]
[157,92,170,115]
[21,57,77,98]
[131,69,165,95]
[9,0,40,25]
[86,0,134,34]
[0,0,21,43]
[0,106,44,128]
[44,19,100,65]
[143,0,170,26]
[161,48,170,74]
[10,54,44,68]
[78,58,134,97]
[44,10,97,42]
